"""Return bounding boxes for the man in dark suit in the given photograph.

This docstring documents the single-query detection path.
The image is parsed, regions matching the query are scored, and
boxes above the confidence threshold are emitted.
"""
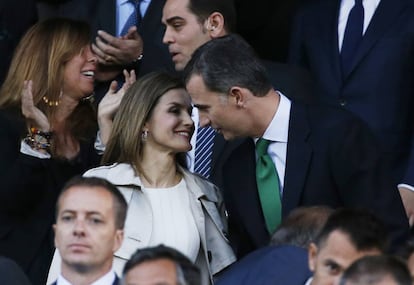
[183,34,409,258]
[288,0,414,226]
[50,176,127,285]
[162,0,314,183]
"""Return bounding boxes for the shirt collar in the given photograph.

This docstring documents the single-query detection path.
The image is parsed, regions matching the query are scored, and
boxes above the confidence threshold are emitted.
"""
[304,277,313,285]
[57,270,116,285]
[118,0,130,5]
[261,91,291,143]
[118,0,148,5]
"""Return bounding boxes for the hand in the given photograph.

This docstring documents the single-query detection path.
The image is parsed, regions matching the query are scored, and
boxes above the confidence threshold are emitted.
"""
[98,69,136,144]
[21,80,50,131]
[399,186,414,227]
[92,27,143,66]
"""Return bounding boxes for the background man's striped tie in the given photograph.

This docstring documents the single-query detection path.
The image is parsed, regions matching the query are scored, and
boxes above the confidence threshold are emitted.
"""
[194,126,215,178]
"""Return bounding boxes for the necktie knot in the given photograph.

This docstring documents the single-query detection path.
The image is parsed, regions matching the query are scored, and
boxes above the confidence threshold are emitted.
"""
[355,0,363,6]
[256,138,271,156]
[132,0,141,9]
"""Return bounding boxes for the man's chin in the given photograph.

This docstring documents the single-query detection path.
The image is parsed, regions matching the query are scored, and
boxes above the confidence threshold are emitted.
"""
[65,259,93,274]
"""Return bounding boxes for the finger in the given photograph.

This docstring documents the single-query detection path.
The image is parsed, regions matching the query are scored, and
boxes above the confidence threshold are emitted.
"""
[124,26,138,39]
[130,70,136,83]
[91,43,107,64]
[95,37,123,64]
[109,80,118,94]
[125,69,136,86]
[97,30,123,49]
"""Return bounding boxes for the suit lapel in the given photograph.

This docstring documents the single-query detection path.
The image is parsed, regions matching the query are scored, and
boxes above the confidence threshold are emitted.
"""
[139,0,165,34]
[210,133,226,176]
[343,0,406,79]
[282,103,312,217]
[328,0,343,86]
[224,138,269,247]
[313,0,343,90]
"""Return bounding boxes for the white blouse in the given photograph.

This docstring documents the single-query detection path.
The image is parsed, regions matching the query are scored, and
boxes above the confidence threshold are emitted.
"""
[141,179,200,262]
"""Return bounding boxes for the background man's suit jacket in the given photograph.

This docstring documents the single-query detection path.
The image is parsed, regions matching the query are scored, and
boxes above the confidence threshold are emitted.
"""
[216,245,311,285]
[289,0,414,187]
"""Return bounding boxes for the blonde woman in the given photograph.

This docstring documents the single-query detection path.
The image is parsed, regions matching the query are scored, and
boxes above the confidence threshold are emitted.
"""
[0,18,132,284]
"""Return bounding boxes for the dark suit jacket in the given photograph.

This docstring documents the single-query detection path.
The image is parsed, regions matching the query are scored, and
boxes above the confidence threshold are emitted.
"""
[289,0,414,187]
[51,274,119,285]
[263,60,315,104]
[235,0,305,62]
[216,245,311,285]
[216,102,409,257]
[0,0,37,85]
[0,256,32,285]
[0,108,100,285]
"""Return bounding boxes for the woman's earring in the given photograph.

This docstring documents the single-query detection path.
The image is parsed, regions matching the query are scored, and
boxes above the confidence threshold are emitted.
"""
[141,130,148,141]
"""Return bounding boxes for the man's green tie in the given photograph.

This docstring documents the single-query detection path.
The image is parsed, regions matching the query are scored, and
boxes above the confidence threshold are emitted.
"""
[255,138,282,234]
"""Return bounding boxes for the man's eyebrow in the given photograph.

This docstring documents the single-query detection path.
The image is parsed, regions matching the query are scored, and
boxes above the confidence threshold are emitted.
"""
[165,16,185,25]
[193,104,208,109]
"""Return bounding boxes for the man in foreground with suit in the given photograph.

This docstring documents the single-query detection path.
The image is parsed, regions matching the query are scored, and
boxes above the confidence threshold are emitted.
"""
[51,176,127,285]
[183,34,409,258]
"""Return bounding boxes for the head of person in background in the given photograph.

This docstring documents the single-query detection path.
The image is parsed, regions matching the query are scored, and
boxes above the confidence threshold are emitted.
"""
[53,176,127,285]
[396,237,414,280]
[271,206,334,248]
[339,255,412,285]
[122,244,201,285]
[183,34,274,140]
[102,71,194,174]
[0,17,97,159]
[162,0,236,71]
[307,208,389,285]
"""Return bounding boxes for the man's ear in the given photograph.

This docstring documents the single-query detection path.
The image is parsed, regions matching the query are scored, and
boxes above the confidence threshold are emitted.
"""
[53,224,58,247]
[206,12,226,38]
[229,87,245,108]
[113,229,124,253]
[308,242,318,272]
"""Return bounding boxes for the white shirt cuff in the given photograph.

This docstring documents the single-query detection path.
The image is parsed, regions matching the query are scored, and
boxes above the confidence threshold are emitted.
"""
[20,140,51,159]
[398,183,414,192]
[94,130,106,155]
